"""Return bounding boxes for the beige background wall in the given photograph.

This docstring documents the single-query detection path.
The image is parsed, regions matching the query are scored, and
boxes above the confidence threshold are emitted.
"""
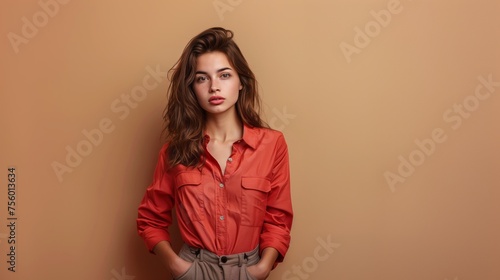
[1,0,499,279]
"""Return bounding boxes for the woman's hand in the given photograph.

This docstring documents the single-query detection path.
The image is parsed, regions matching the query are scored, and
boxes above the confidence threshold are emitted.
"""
[153,241,192,278]
[246,247,279,280]
[168,256,193,278]
[246,262,272,280]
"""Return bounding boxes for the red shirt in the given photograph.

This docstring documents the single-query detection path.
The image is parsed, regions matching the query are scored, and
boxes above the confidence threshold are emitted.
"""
[137,125,293,263]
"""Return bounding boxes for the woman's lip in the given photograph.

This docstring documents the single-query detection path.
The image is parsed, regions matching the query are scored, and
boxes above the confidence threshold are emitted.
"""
[209,96,225,102]
[209,98,224,105]
[209,96,225,104]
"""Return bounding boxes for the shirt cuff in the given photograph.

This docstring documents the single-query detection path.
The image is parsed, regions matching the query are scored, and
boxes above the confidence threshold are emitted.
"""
[140,227,171,253]
[260,232,291,265]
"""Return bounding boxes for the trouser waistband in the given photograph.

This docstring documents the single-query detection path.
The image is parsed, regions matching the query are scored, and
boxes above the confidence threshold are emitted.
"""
[182,244,260,267]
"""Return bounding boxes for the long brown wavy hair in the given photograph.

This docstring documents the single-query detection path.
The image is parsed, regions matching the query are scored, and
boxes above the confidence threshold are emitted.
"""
[162,27,268,167]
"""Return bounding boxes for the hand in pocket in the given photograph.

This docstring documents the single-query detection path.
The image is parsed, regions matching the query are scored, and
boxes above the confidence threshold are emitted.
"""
[170,256,193,279]
[246,264,270,280]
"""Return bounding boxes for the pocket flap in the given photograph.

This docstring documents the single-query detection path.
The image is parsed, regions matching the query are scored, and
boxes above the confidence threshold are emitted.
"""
[241,177,271,192]
[175,171,202,187]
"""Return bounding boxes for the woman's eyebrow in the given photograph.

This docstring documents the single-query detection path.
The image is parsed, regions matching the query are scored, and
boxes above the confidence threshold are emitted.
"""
[195,67,233,75]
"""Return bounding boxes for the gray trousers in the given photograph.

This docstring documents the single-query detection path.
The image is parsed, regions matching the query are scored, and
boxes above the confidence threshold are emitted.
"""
[174,244,260,280]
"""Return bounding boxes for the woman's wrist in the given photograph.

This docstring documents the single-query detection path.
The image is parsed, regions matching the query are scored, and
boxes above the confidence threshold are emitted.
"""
[255,261,273,275]
[257,247,279,271]
[153,241,179,268]
[153,241,192,277]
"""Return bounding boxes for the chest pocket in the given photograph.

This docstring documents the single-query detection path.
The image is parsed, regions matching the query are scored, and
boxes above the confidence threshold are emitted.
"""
[175,171,204,223]
[241,177,271,227]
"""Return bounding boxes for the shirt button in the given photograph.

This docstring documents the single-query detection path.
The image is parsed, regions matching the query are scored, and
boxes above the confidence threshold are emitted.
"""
[219,215,225,221]
[219,183,224,188]
[227,157,233,162]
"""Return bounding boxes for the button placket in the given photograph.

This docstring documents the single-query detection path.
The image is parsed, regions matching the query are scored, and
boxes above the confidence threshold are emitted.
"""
[215,176,227,252]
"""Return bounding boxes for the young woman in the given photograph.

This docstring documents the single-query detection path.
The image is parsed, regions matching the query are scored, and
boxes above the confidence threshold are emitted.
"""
[137,27,293,280]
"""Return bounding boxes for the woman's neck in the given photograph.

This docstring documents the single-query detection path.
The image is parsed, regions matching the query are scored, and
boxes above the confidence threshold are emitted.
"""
[205,113,243,143]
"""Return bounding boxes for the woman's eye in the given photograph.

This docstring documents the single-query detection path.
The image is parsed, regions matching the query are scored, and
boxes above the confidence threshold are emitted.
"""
[196,76,207,82]
[221,73,231,79]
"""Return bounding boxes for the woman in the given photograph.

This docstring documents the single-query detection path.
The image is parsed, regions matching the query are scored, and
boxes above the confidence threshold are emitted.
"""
[137,27,293,280]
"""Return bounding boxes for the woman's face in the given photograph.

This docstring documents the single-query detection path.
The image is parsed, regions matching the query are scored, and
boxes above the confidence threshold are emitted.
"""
[193,51,242,117]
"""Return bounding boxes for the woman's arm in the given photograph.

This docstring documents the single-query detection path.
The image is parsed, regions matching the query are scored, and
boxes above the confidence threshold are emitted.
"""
[248,132,294,279]
[137,145,175,251]
[247,247,279,279]
[153,241,192,277]
[137,144,193,278]
[259,133,293,264]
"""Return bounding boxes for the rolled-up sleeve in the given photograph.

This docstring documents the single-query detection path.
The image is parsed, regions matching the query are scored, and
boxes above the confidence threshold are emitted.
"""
[137,144,174,253]
[260,134,293,264]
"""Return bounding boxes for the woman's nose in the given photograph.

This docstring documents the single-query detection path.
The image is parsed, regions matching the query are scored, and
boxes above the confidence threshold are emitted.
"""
[209,80,220,93]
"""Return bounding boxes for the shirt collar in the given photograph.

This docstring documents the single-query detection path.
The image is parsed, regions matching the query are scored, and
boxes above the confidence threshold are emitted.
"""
[202,124,259,150]
[241,124,258,150]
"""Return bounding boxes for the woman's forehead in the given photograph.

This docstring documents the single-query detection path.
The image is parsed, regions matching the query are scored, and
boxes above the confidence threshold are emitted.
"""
[195,51,232,71]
